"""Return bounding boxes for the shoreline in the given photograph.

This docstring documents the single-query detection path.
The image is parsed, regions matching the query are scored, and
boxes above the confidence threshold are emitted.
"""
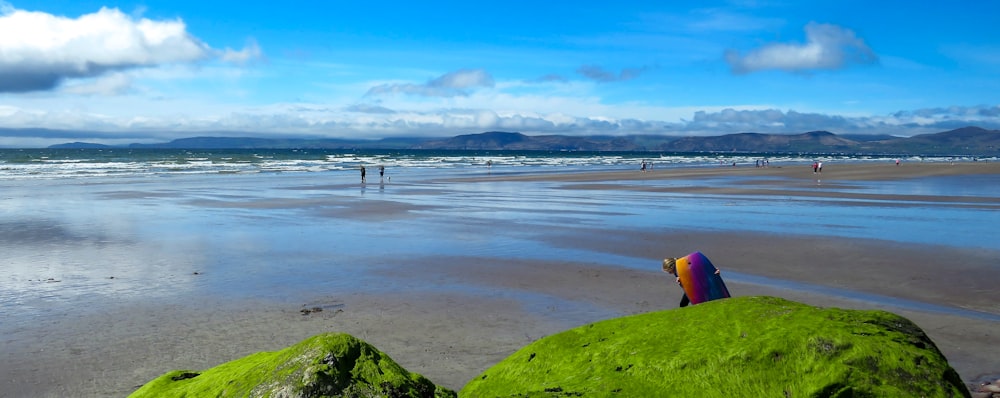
[478,161,1000,182]
[1,161,998,396]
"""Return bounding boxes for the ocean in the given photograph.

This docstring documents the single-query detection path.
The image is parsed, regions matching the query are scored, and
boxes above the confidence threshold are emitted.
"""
[0,147,974,180]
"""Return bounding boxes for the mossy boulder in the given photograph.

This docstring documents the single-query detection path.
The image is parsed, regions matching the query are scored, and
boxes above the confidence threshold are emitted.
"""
[462,296,968,397]
[129,333,455,398]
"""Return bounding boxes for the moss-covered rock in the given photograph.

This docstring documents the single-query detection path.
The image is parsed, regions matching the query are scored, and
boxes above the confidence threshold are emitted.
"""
[129,333,455,398]
[462,296,969,397]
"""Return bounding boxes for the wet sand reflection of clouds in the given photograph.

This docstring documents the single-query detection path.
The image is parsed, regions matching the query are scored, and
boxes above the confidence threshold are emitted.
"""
[0,219,89,245]
[1,224,207,319]
[0,162,998,396]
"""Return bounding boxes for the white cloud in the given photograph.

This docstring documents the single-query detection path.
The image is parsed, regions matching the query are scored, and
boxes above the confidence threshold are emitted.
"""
[219,38,263,65]
[1,99,998,143]
[725,22,878,74]
[60,72,134,96]
[365,69,495,97]
[429,68,494,89]
[885,105,1000,128]
[344,104,396,114]
[576,65,651,82]
[0,4,260,93]
[682,105,1000,135]
[684,9,784,33]
[686,108,852,132]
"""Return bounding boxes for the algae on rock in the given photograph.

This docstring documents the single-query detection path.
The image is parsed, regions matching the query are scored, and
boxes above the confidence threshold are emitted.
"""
[462,296,969,397]
[129,333,455,398]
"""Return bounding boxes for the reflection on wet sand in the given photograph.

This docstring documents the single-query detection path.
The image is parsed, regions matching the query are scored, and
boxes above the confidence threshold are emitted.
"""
[1,162,998,396]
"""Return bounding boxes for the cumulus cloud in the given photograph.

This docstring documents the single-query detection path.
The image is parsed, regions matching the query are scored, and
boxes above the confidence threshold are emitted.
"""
[344,103,396,114]
[680,105,1000,135]
[725,22,878,74]
[365,69,495,97]
[343,108,675,136]
[685,108,854,132]
[219,38,263,65]
[0,4,260,93]
[2,101,998,143]
[576,65,650,82]
[60,72,134,96]
[531,74,568,83]
[883,105,1000,130]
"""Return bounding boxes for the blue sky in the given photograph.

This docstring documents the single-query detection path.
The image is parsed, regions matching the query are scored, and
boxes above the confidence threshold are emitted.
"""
[1,0,998,146]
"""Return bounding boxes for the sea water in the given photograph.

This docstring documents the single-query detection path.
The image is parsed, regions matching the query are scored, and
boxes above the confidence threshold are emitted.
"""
[0,147,986,180]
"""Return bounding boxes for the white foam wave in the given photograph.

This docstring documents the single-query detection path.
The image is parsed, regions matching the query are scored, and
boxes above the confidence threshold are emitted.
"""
[0,150,989,181]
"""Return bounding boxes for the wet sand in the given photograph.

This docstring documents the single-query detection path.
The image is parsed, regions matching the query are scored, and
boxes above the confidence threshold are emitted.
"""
[2,161,999,396]
[469,161,1000,183]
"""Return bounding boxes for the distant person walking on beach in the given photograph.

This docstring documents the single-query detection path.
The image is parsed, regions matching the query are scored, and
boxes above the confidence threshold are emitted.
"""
[896,159,901,166]
[641,160,647,172]
[360,165,366,184]
[812,161,819,173]
[662,257,721,308]
[817,161,823,173]
[379,165,385,181]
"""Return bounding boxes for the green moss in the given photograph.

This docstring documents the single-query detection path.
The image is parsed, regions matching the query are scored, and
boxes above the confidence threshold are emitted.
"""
[461,296,968,397]
[128,333,455,398]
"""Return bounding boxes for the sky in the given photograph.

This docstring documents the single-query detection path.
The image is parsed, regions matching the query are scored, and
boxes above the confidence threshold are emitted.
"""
[1,0,998,147]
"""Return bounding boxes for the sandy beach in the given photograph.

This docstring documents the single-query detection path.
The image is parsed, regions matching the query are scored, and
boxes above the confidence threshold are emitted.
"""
[1,161,998,397]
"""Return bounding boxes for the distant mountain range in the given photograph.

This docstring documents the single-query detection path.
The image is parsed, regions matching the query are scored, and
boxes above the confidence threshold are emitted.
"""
[45,126,1000,156]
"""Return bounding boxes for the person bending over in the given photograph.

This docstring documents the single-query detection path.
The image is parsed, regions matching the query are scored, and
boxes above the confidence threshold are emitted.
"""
[662,257,720,308]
